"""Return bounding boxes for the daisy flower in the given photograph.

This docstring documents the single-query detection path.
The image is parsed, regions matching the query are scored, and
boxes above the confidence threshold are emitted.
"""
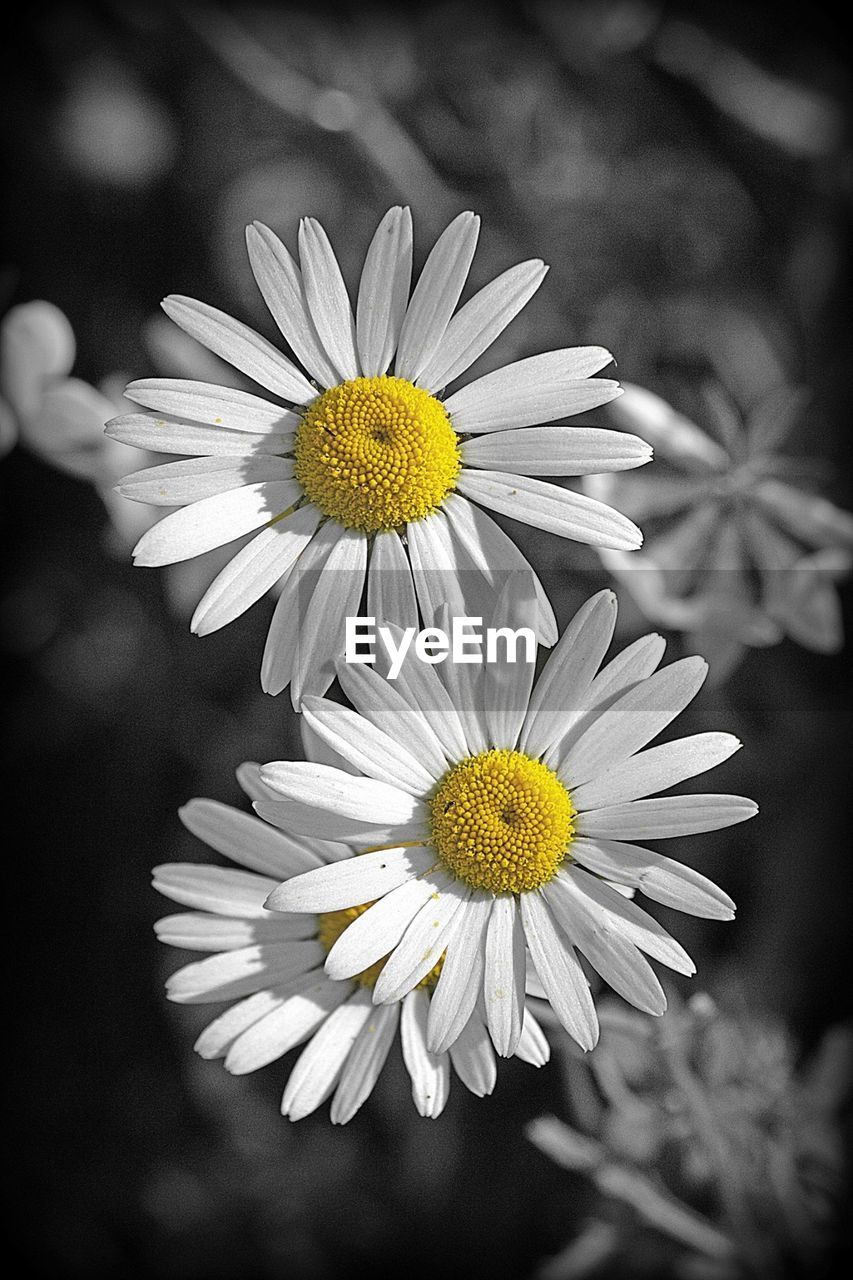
[155,766,551,1124]
[584,381,853,677]
[106,206,651,705]
[259,585,756,1056]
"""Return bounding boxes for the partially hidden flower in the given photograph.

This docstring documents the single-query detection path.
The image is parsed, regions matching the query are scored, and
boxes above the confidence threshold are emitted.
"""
[107,206,652,705]
[584,381,853,677]
[1,300,155,548]
[155,763,550,1124]
[260,586,756,1056]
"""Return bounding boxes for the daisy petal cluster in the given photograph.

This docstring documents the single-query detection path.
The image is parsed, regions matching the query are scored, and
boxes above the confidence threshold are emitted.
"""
[585,381,853,676]
[106,207,652,704]
[155,764,549,1124]
[258,587,756,1055]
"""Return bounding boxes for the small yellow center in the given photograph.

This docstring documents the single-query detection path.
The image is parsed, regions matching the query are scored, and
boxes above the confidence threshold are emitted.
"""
[430,749,575,894]
[317,901,444,989]
[294,375,461,532]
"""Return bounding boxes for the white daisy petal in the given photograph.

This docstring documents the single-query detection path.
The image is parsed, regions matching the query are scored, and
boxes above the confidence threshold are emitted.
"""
[577,633,667,718]
[259,761,427,827]
[448,1012,497,1096]
[514,1006,550,1067]
[281,988,374,1120]
[372,873,469,1004]
[406,508,471,624]
[152,863,281,917]
[395,210,480,381]
[298,217,360,381]
[254,797,429,846]
[543,629,669,770]
[178,797,325,877]
[571,836,736,920]
[166,939,325,1004]
[418,258,548,392]
[300,715,359,775]
[245,221,340,388]
[301,696,436,795]
[441,493,558,646]
[520,891,599,1050]
[116,455,295,506]
[558,866,695,975]
[520,589,617,759]
[226,972,352,1074]
[330,1000,401,1124]
[456,470,643,551]
[461,427,652,475]
[235,760,286,805]
[484,573,539,750]
[426,891,492,1055]
[336,659,449,781]
[575,794,758,839]
[379,622,470,761]
[106,413,293,457]
[260,513,337,697]
[264,845,437,914]
[434,601,489,755]
[483,894,526,1057]
[194,987,292,1060]
[291,525,368,707]
[154,911,316,951]
[556,656,709,789]
[191,504,323,636]
[543,877,667,1016]
[524,963,548,1001]
[570,732,742,810]
[131,480,301,566]
[124,379,300,434]
[356,206,413,377]
[323,874,441,981]
[400,988,451,1118]
[161,295,317,404]
[366,528,419,631]
[445,348,619,433]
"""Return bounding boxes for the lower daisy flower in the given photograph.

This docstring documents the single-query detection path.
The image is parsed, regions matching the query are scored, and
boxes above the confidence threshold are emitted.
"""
[106,205,651,705]
[260,587,757,1056]
[155,768,550,1124]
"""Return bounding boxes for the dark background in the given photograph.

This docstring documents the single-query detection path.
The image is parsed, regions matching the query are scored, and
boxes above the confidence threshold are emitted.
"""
[2,3,851,1277]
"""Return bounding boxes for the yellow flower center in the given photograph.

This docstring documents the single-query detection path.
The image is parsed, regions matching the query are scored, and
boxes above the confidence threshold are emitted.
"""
[430,749,575,894]
[294,375,461,532]
[317,901,444,989]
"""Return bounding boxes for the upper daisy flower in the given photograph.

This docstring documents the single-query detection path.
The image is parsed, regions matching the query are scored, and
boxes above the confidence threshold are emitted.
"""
[106,207,651,704]
[155,763,550,1124]
[258,586,757,1057]
[584,381,853,677]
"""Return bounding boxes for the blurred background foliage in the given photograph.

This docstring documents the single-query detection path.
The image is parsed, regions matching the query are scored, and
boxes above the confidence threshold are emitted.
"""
[2,2,850,1276]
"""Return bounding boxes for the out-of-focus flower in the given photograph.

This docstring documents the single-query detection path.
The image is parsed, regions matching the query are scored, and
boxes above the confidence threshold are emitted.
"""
[108,205,650,704]
[0,302,261,617]
[585,382,853,679]
[529,994,851,1278]
[155,764,550,1124]
[55,58,178,189]
[0,301,155,548]
[652,19,844,159]
[262,587,753,1057]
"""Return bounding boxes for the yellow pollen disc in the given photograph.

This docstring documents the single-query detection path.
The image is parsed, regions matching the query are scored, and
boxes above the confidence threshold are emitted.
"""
[294,375,461,532]
[430,749,575,894]
[317,901,444,990]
